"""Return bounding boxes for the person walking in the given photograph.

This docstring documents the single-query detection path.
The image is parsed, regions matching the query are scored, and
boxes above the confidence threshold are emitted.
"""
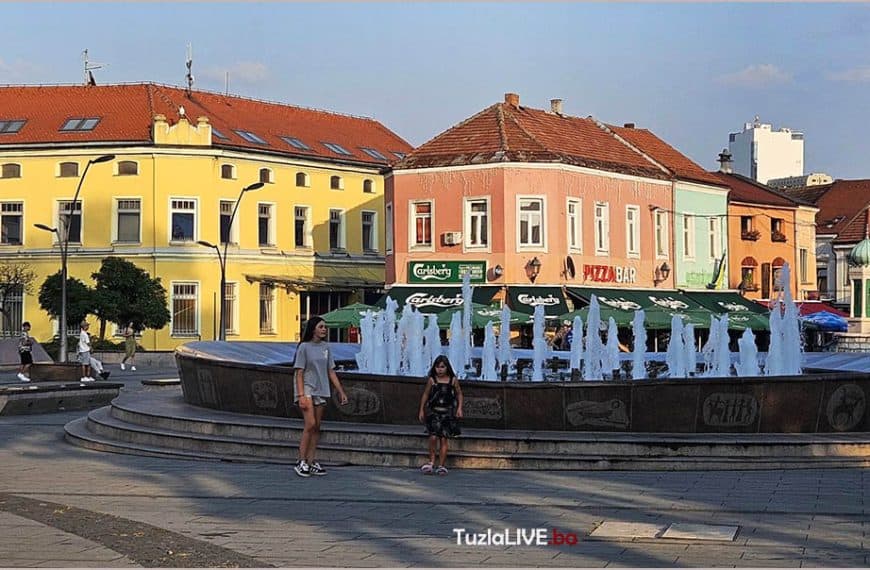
[78,321,94,382]
[120,322,137,371]
[418,355,464,476]
[17,321,32,382]
[293,316,349,478]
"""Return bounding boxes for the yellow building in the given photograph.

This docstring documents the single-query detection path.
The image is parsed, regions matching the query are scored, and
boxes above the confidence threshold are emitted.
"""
[0,84,412,349]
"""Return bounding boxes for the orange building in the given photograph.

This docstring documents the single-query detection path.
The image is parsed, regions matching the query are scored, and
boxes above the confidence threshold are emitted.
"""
[711,168,818,301]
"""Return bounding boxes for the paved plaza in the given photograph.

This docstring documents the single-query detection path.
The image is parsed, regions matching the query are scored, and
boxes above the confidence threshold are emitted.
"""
[0,368,868,567]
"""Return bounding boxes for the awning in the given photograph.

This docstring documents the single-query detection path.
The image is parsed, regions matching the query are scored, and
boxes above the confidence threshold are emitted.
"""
[244,272,383,290]
[566,287,709,312]
[378,285,500,314]
[682,290,771,331]
[757,300,848,318]
[506,286,569,317]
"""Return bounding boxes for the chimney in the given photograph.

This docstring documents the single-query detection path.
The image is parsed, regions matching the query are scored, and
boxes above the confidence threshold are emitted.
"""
[504,92,520,107]
[717,148,733,174]
[623,122,635,129]
[550,98,563,114]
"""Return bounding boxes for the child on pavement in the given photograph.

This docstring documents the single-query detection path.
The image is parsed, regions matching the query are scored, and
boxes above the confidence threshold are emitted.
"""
[418,355,463,476]
[17,321,32,382]
[78,321,94,382]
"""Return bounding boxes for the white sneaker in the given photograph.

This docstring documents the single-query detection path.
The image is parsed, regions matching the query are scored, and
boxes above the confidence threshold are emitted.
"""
[17,373,29,382]
[120,363,126,371]
[81,377,95,383]
[131,366,137,371]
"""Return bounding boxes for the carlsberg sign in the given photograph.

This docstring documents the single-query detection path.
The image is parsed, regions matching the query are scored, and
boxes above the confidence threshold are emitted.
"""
[408,261,486,284]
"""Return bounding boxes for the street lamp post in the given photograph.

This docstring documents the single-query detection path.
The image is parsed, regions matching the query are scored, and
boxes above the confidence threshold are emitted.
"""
[34,154,114,363]
[200,181,264,341]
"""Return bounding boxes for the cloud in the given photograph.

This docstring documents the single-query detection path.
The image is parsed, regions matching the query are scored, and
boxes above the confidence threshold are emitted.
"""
[199,61,269,85]
[716,64,792,88]
[827,67,870,82]
[0,57,42,81]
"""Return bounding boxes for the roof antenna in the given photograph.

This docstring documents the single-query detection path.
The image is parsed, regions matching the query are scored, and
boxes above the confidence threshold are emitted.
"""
[185,43,194,96]
[82,49,106,86]
[225,71,229,95]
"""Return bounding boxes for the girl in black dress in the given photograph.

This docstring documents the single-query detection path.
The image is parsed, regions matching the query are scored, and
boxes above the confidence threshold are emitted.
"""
[418,355,463,475]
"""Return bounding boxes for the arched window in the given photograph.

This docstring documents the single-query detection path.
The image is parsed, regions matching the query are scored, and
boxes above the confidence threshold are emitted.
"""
[740,257,758,291]
[118,160,138,176]
[1,163,21,178]
[363,179,374,193]
[259,167,273,184]
[330,175,343,190]
[221,164,235,179]
[59,162,79,177]
[772,257,786,291]
[295,172,309,187]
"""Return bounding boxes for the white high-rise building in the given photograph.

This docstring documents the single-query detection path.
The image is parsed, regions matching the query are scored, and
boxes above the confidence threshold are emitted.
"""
[727,116,804,184]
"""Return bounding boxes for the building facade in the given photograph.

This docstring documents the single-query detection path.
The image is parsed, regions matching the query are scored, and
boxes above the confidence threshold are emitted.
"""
[0,84,412,349]
[728,116,804,184]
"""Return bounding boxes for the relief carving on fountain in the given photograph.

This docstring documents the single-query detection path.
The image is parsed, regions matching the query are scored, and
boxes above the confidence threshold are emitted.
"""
[826,384,866,432]
[702,393,758,427]
[566,399,629,428]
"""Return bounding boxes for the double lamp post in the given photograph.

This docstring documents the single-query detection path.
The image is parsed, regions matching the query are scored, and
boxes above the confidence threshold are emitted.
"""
[198,181,264,341]
[35,154,115,363]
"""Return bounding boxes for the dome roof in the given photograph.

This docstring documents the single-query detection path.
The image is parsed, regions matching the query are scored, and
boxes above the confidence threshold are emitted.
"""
[848,238,870,267]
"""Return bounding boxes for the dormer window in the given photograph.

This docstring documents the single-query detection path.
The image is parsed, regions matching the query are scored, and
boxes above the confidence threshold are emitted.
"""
[60,118,100,132]
[0,120,26,134]
[212,128,229,140]
[322,142,353,156]
[360,147,387,161]
[280,136,311,151]
[233,130,268,145]
[392,151,407,160]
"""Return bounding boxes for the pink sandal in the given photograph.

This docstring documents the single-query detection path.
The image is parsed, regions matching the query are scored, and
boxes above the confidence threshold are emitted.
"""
[421,462,434,474]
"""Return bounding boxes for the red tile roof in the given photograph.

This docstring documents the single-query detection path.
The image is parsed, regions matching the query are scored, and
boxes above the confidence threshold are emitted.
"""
[398,99,686,180]
[610,126,725,186]
[710,171,804,208]
[785,179,870,243]
[0,83,412,166]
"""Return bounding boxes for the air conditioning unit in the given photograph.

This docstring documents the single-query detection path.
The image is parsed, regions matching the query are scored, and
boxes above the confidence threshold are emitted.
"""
[441,231,462,245]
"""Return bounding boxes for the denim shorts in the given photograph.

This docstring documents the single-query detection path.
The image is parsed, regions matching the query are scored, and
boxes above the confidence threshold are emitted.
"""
[78,351,90,365]
[296,386,327,407]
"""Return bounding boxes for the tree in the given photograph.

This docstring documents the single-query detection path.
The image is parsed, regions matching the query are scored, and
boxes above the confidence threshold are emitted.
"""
[38,272,95,330]
[0,263,36,334]
[91,257,170,339]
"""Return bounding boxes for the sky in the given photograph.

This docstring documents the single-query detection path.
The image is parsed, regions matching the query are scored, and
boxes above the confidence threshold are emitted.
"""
[3,3,870,179]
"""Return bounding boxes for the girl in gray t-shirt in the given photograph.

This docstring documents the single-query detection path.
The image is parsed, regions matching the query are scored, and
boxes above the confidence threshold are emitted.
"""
[293,316,348,478]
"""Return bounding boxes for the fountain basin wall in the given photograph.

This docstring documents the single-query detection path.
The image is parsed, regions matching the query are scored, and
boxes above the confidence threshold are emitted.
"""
[176,343,870,434]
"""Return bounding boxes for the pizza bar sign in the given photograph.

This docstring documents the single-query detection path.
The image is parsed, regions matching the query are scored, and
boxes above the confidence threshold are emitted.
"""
[583,264,637,283]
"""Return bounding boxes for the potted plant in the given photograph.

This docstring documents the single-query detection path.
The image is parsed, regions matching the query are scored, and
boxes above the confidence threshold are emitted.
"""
[741,229,761,241]
[771,230,787,242]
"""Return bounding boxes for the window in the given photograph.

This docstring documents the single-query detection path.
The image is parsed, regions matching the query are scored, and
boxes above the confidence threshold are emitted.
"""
[385,203,394,253]
[258,203,273,247]
[223,282,237,336]
[294,206,310,248]
[567,199,581,252]
[221,164,235,179]
[360,147,388,161]
[233,130,268,145]
[594,202,609,254]
[362,211,376,252]
[654,210,668,258]
[800,248,809,283]
[740,215,753,234]
[259,167,273,184]
[465,198,489,249]
[330,175,343,190]
[171,282,199,336]
[116,199,141,242]
[741,264,757,291]
[708,217,721,258]
[411,201,432,247]
[771,218,786,241]
[0,202,22,245]
[58,200,82,243]
[0,284,23,337]
[329,209,345,251]
[259,283,275,334]
[322,142,353,156]
[170,199,196,242]
[392,151,406,160]
[683,214,695,259]
[219,200,235,245]
[60,118,100,131]
[59,162,79,177]
[212,128,229,140]
[280,136,311,150]
[117,161,138,176]
[295,172,309,187]
[626,205,640,257]
[0,120,25,134]
[363,179,374,193]
[518,197,544,248]
[1,163,21,178]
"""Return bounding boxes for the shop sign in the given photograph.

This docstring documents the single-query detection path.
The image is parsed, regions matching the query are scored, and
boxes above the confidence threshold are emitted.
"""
[408,261,486,284]
[515,292,563,308]
[405,291,464,309]
[583,264,637,283]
